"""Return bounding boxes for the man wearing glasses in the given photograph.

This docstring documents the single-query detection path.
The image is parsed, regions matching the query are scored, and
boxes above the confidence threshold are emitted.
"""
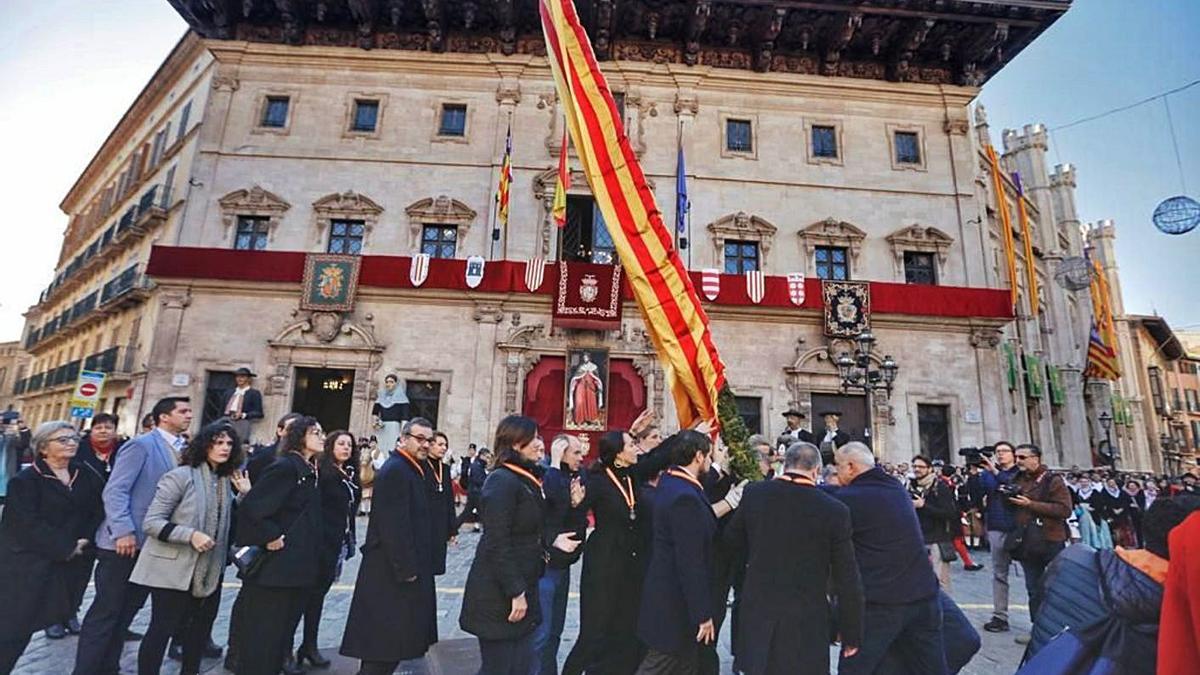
[1007,443,1072,639]
[341,418,439,674]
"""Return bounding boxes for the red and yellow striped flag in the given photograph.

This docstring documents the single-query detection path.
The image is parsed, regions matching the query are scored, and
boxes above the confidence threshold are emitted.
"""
[1085,256,1121,379]
[539,0,725,429]
[1013,173,1040,314]
[551,129,569,228]
[496,123,513,227]
[986,145,1021,311]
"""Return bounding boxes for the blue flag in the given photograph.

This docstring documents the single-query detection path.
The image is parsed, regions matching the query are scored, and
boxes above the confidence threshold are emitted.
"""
[675,141,689,234]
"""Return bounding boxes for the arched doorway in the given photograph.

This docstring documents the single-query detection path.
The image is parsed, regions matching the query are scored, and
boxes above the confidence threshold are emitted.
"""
[522,355,645,460]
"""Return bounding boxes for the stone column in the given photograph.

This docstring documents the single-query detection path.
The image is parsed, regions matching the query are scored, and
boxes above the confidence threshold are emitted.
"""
[469,304,505,445]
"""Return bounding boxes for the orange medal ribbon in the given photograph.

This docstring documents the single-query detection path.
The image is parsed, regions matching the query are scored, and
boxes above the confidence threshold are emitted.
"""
[503,462,545,497]
[667,467,704,491]
[775,472,816,487]
[606,467,637,520]
[426,459,444,492]
[399,450,425,478]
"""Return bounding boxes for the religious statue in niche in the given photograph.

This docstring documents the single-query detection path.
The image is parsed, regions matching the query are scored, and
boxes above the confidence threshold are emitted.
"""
[565,348,608,431]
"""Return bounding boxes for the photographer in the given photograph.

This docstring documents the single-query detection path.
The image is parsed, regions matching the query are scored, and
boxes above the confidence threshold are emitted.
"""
[1007,443,1072,630]
[909,456,958,589]
[974,441,1019,633]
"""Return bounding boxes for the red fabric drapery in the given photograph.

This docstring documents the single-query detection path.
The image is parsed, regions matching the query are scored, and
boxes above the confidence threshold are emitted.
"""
[147,246,1014,320]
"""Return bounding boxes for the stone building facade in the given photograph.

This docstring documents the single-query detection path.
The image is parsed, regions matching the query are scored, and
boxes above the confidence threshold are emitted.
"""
[19,1,1116,467]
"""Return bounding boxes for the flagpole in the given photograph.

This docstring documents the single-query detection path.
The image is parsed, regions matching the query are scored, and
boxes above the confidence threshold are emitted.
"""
[488,194,500,261]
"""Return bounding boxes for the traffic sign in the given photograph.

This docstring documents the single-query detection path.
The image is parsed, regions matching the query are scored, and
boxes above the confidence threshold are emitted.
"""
[68,370,108,418]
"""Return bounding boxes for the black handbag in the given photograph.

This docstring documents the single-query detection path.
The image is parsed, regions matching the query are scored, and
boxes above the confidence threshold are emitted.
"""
[937,540,958,563]
[1003,517,1049,562]
[231,544,268,579]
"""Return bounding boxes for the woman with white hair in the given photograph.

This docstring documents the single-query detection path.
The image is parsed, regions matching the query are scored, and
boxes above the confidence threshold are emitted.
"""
[0,421,105,671]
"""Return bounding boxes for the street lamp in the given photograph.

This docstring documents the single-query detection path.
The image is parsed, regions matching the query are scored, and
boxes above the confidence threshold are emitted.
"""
[835,331,899,444]
[1098,410,1114,466]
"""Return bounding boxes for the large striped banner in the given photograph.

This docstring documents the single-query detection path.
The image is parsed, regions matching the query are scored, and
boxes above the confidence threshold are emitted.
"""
[539,0,726,430]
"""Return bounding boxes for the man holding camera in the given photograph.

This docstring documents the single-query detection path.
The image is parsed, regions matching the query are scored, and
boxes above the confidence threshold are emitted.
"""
[975,441,1019,633]
[1007,444,1072,625]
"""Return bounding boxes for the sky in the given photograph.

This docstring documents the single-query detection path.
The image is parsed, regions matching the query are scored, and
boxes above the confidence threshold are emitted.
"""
[0,0,1197,343]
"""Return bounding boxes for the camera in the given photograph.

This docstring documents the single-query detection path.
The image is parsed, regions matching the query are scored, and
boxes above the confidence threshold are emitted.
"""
[957,445,995,466]
[996,483,1021,498]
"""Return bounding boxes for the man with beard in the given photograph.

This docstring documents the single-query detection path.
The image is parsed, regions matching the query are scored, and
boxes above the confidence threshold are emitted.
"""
[341,418,438,673]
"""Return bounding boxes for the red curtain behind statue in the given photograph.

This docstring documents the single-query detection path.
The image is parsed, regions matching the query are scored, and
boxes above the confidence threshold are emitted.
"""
[522,356,645,461]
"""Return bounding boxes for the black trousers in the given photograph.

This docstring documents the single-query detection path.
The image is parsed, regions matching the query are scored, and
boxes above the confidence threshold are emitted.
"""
[73,550,151,675]
[138,587,221,675]
[456,494,482,529]
[300,568,337,650]
[0,633,33,674]
[635,645,699,675]
[231,581,310,675]
[478,633,535,675]
[65,550,96,620]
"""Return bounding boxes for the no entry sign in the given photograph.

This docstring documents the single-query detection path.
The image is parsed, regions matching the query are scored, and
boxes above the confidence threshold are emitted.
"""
[69,370,108,419]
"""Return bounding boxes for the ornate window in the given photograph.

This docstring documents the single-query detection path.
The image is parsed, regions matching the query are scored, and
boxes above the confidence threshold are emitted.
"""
[814,246,849,280]
[421,225,457,259]
[724,241,760,273]
[903,252,937,285]
[707,212,777,272]
[234,216,270,251]
[798,218,866,278]
[404,196,476,255]
[218,186,291,247]
[312,191,383,252]
[886,224,954,281]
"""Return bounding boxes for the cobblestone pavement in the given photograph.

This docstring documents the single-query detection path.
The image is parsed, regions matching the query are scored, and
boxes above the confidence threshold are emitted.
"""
[14,519,1031,674]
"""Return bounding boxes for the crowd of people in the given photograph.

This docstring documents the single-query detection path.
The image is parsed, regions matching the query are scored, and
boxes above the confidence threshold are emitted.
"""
[0,398,1198,675]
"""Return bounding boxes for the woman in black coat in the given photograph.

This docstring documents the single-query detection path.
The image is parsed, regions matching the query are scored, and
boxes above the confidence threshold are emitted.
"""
[230,416,324,675]
[562,430,672,675]
[460,416,581,675]
[295,430,360,667]
[426,431,457,575]
[0,421,104,672]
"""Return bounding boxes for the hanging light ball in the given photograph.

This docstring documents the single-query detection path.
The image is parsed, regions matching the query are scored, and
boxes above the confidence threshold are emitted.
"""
[1054,256,1093,292]
[1152,195,1200,235]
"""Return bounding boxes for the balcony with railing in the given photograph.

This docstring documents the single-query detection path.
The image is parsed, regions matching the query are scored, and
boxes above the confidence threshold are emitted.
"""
[38,183,173,307]
[100,265,150,307]
[83,345,137,377]
[25,265,151,353]
[16,347,137,397]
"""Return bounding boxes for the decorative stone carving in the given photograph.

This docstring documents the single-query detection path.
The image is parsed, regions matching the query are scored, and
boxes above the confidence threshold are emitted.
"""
[885,224,954,276]
[674,93,699,116]
[798,218,868,264]
[472,304,505,324]
[212,74,240,92]
[707,212,778,268]
[495,81,521,105]
[309,311,344,343]
[312,191,384,246]
[404,195,476,253]
[969,327,1003,349]
[218,186,291,242]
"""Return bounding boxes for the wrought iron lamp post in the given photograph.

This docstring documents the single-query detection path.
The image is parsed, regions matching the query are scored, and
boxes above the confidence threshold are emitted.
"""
[834,331,899,445]
[1098,410,1114,467]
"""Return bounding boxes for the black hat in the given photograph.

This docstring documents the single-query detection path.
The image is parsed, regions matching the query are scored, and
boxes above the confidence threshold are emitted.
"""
[234,367,256,378]
[782,409,806,419]
[819,409,842,418]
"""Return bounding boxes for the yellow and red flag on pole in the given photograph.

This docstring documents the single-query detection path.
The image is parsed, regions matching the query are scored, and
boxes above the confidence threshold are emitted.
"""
[1085,255,1121,379]
[986,145,1021,312]
[551,129,569,228]
[1012,173,1040,314]
[539,0,726,430]
[496,123,513,228]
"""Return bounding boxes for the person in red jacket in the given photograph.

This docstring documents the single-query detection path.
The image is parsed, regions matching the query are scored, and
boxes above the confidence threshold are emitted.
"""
[1158,509,1200,674]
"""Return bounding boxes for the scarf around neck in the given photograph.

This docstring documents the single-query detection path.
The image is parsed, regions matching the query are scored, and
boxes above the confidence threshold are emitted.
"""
[913,471,937,493]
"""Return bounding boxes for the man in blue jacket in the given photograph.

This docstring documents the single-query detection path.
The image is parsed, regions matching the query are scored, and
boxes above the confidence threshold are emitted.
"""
[635,430,717,674]
[976,441,1019,632]
[827,442,947,675]
[73,397,192,675]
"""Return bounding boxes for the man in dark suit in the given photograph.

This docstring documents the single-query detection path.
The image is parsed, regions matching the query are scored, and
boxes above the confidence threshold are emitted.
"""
[340,418,438,674]
[826,442,947,675]
[724,442,863,674]
[221,367,265,445]
[774,408,813,455]
[635,430,717,674]
[815,409,851,465]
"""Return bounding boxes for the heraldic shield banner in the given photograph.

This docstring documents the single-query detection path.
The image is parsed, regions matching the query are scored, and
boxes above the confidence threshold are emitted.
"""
[822,280,871,338]
[300,253,361,312]
[553,261,623,331]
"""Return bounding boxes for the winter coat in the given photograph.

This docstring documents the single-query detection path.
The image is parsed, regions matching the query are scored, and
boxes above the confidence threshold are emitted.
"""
[424,458,455,575]
[911,476,958,544]
[1025,544,1163,674]
[1012,466,1073,543]
[316,464,359,580]
[0,459,104,639]
[459,458,546,641]
[824,466,938,605]
[341,450,437,661]
[724,475,864,675]
[235,452,322,588]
